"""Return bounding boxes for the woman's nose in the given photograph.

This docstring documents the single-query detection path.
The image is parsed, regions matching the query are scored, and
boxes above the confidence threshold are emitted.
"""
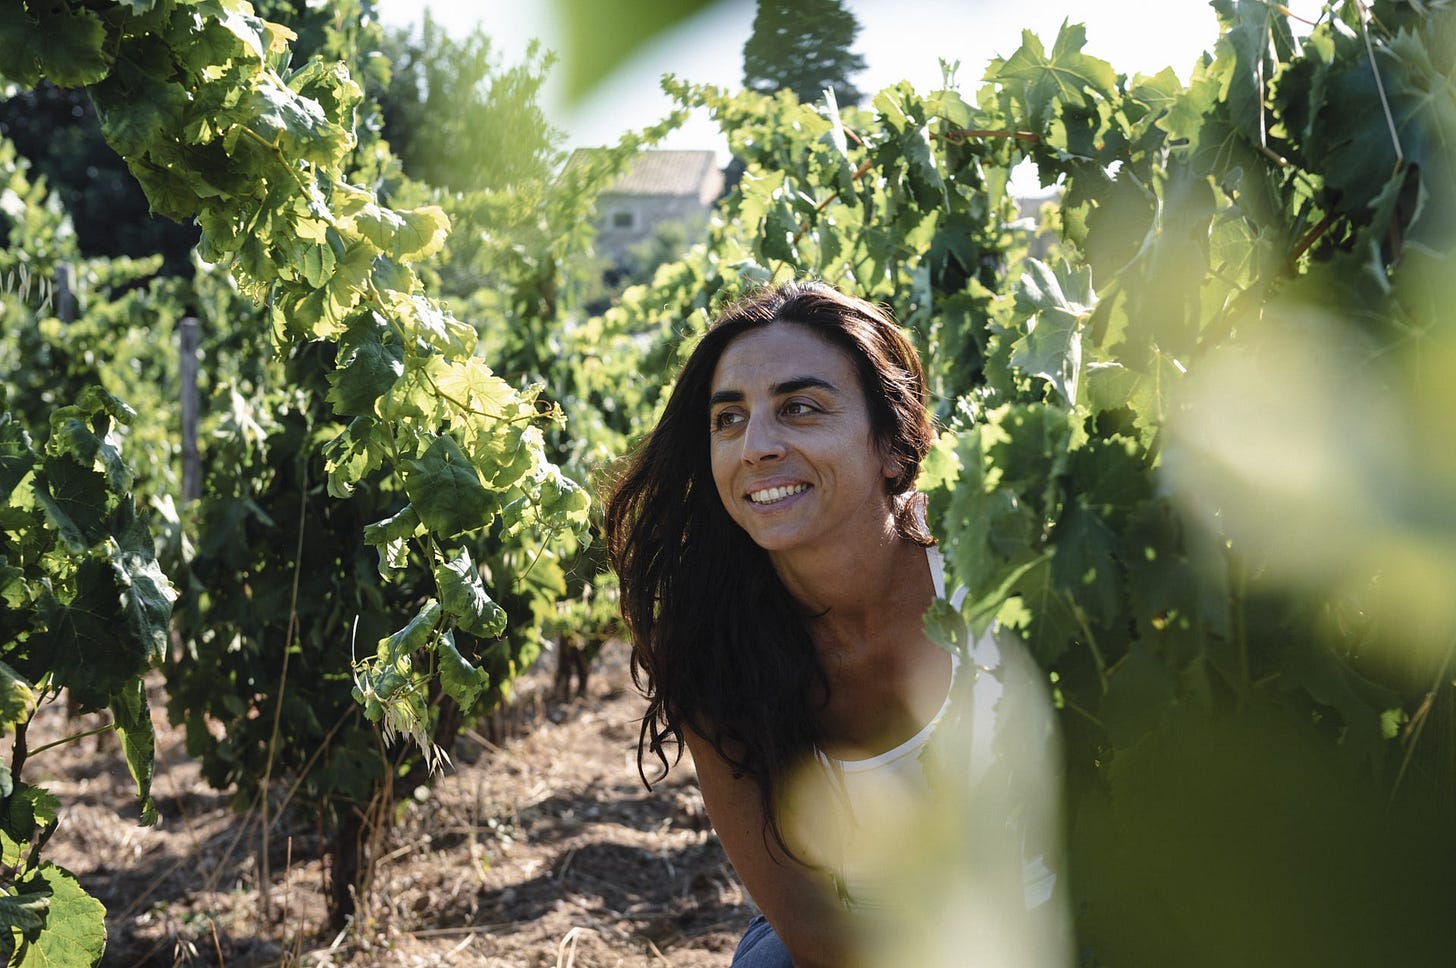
[741,413,785,463]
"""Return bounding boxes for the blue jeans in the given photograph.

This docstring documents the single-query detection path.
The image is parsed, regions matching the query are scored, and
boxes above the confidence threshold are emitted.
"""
[731,914,793,967]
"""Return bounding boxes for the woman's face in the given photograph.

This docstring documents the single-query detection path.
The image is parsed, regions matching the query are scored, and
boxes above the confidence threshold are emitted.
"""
[707,322,897,557]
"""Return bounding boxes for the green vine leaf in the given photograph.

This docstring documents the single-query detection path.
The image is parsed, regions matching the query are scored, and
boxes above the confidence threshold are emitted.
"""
[1210,0,1297,149]
[1051,502,1122,627]
[33,4,111,88]
[34,555,154,710]
[5,783,60,853]
[389,294,477,358]
[402,435,494,539]
[0,414,31,504]
[112,517,177,670]
[7,864,106,968]
[109,678,158,826]
[215,6,293,63]
[923,596,974,659]
[435,550,507,640]
[430,359,524,418]
[91,63,190,175]
[435,630,489,711]
[375,600,442,668]
[1010,259,1095,407]
[0,883,49,964]
[1159,64,1221,146]
[0,5,44,88]
[362,504,423,574]
[328,322,404,418]
[992,21,1118,129]
[998,556,1081,667]
[30,459,110,553]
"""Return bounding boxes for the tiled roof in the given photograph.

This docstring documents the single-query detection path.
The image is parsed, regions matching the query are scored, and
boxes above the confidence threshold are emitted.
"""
[565,148,721,198]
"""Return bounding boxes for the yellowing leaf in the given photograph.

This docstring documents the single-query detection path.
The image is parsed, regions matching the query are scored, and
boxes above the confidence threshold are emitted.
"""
[431,359,521,419]
[218,9,273,62]
[0,661,36,733]
[386,294,477,358]
[350,202,450,263]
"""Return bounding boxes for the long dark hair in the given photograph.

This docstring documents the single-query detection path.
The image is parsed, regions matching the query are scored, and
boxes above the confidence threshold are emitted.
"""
[603,279,935,851]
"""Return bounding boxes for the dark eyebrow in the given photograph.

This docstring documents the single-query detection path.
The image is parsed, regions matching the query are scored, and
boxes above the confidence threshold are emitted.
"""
[774,377,839,396]
[708,377,839,410]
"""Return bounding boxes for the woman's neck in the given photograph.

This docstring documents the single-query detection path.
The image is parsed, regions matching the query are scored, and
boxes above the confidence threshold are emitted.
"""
[773,533,930,646]
[798,538,949,759]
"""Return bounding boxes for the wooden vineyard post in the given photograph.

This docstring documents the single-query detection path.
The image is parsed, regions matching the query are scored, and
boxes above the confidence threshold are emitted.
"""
[179,316,200,503]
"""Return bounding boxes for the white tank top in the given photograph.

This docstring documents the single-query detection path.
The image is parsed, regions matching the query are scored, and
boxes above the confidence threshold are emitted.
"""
[807,546,999,912]
[791,548,1071,961]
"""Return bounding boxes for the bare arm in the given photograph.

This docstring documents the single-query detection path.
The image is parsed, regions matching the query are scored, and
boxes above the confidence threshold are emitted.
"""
[684,729,856,968]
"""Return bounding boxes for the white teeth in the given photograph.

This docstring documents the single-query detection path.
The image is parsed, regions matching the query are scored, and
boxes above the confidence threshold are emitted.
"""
[748,483,807,504]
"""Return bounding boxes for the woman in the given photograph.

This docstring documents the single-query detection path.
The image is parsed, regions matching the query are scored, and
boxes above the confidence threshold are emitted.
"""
[605,280,1063,966]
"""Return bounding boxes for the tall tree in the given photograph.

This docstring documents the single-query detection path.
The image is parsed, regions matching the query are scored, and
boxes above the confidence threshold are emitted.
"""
[372,12,563,194]
[742,0,867,108]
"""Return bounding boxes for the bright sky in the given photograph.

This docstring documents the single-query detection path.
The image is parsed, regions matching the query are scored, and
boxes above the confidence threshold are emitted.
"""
[374,0,1324,180]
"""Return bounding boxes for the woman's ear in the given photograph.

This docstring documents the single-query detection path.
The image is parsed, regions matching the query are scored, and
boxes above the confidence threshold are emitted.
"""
[881,451,903,484]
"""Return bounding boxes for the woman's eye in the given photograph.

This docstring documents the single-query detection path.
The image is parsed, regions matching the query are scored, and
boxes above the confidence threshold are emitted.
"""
[713,410,742,430]
[784,401,815,417]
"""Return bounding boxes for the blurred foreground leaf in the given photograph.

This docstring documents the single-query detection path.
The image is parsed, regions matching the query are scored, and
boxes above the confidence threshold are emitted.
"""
[550,0,721,101]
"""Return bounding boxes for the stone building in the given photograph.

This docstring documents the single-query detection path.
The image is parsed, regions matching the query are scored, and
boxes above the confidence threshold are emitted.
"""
[567,148,725,268]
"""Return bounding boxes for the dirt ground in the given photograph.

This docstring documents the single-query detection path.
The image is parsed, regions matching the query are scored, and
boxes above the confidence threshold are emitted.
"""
[26,641,755,967]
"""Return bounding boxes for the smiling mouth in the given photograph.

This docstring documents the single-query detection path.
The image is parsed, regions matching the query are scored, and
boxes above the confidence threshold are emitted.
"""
[747,483,808,505]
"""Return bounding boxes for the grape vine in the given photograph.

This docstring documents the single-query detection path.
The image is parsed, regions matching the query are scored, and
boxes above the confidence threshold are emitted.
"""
[1,0,590,942]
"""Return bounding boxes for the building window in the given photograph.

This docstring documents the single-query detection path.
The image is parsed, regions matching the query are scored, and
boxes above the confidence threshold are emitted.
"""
[611,211,634,229]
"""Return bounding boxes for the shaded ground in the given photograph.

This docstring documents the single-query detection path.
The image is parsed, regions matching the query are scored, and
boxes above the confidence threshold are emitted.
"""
[27,641,754,967]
